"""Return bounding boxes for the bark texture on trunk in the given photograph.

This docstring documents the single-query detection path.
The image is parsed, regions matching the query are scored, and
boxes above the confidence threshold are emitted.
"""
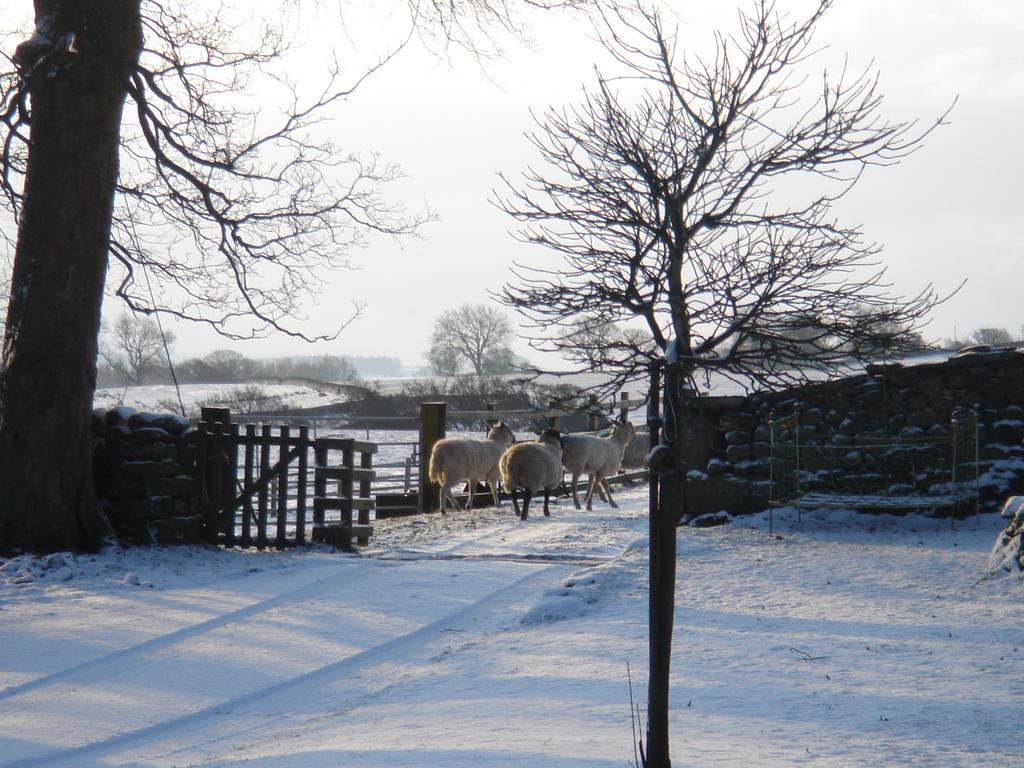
[0,1,141,552]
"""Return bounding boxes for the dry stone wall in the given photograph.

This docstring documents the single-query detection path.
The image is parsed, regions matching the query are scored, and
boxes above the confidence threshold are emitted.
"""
[680,349,1024,518]
[92,407,206,545]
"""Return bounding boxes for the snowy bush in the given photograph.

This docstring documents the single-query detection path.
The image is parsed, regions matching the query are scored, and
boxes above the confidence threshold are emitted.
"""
[989,496,1024,573]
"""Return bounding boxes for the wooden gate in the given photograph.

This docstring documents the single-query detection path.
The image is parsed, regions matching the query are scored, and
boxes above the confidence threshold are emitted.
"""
[198,409,376,551]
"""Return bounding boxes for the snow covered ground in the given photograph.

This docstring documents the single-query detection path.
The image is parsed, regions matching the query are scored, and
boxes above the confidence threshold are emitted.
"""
[94,384,334,414]
[1,492,1021,767]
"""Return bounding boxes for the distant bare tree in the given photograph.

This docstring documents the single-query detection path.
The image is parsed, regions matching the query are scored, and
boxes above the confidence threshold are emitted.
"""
[428,335,464,376]
[102,312,174,385]
[429,304,516,376]
[558,314,625,369]
[970,327,1013,346]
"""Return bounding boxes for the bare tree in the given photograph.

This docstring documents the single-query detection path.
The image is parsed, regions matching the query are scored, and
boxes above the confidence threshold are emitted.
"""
[496,2,956,763]
[0,0,609,552]
[558,314,625,369]
[429,303,516,375]
[970,327,1013,346]
[428,332,464,376]
[102,311,174,385]
[497,0,955,396]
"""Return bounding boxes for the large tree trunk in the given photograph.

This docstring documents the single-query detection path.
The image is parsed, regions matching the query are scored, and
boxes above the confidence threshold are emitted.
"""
[0,1,141,552]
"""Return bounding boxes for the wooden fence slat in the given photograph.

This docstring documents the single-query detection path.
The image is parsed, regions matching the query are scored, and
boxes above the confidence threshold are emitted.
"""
[242,425,255,548]
[276,425,290,547]
[339,440,355,547]
[313,441,328,527]
[296,425,309,545]
[358,447,373,546]
[258,425,271,549]
[313,466,375,483]
[224,424,239,547]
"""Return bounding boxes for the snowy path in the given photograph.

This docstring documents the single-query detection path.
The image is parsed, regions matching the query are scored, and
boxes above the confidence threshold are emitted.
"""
[4,562,566,767]
[2,490,1022,767]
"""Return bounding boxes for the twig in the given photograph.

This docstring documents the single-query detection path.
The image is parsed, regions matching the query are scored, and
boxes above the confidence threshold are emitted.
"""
[790,647,827,661]
[627,660,643,768]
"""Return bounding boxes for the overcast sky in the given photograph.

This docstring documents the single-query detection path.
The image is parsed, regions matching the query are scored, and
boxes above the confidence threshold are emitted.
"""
[132,1,1024,366]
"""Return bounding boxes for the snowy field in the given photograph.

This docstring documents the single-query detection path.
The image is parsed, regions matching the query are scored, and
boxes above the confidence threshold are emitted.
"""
[94,384,335,414]
[1,492,1021,767]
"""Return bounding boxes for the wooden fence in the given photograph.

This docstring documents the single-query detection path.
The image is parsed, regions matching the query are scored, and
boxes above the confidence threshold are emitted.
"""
[200,392,646,522]
[198,408,376,551]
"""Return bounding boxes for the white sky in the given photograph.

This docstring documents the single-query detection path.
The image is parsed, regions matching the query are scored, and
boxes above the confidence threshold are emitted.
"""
[126,1,1024,366]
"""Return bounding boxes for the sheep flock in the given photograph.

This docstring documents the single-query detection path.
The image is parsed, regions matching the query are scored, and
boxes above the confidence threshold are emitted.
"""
[428,417,642,520]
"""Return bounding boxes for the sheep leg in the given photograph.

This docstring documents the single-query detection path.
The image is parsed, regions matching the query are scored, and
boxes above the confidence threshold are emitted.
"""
[453,487,465,513]
[510,487,521,516]
[584,475,599,511]
[542,488,551,517]
[466,479,476,511]
[520,489,533,521]
[571,472,583,510]
[602,479,618,508]
[487,479,501,508]
[444,486,463,513]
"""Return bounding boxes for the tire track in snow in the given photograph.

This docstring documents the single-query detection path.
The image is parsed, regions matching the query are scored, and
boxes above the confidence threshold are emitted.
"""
[4,563,565,768]
[372,549,611,565]
[0,559,385,710]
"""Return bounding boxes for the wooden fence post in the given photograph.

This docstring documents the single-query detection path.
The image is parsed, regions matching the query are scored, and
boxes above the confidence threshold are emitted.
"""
[419,402,447,513]
[547,400,561,431]
[358,446,373,546]
[588,394,600,431]
[200,407,231,544]
[620,391,630,422]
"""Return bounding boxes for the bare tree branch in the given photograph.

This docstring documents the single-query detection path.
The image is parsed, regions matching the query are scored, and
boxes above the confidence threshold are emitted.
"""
[496,0,959,398]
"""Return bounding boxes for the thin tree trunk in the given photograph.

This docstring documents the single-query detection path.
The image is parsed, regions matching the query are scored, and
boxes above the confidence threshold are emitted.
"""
[0,1,142,552]
[646,362,682,767]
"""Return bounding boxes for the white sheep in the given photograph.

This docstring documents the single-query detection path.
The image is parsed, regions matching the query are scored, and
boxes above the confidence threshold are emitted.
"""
[618,427,650,471]
[499,428,564,521]
[561,420,636,511]
[428,421,516,513]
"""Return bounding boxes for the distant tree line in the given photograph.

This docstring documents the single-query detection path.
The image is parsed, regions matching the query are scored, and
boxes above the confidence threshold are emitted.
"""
[97,313,405,387]
[98,349,365,388]
[937,327,1019,351]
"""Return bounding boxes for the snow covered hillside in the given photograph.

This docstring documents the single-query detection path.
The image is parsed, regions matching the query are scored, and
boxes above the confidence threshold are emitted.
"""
[1,493,1021,767]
